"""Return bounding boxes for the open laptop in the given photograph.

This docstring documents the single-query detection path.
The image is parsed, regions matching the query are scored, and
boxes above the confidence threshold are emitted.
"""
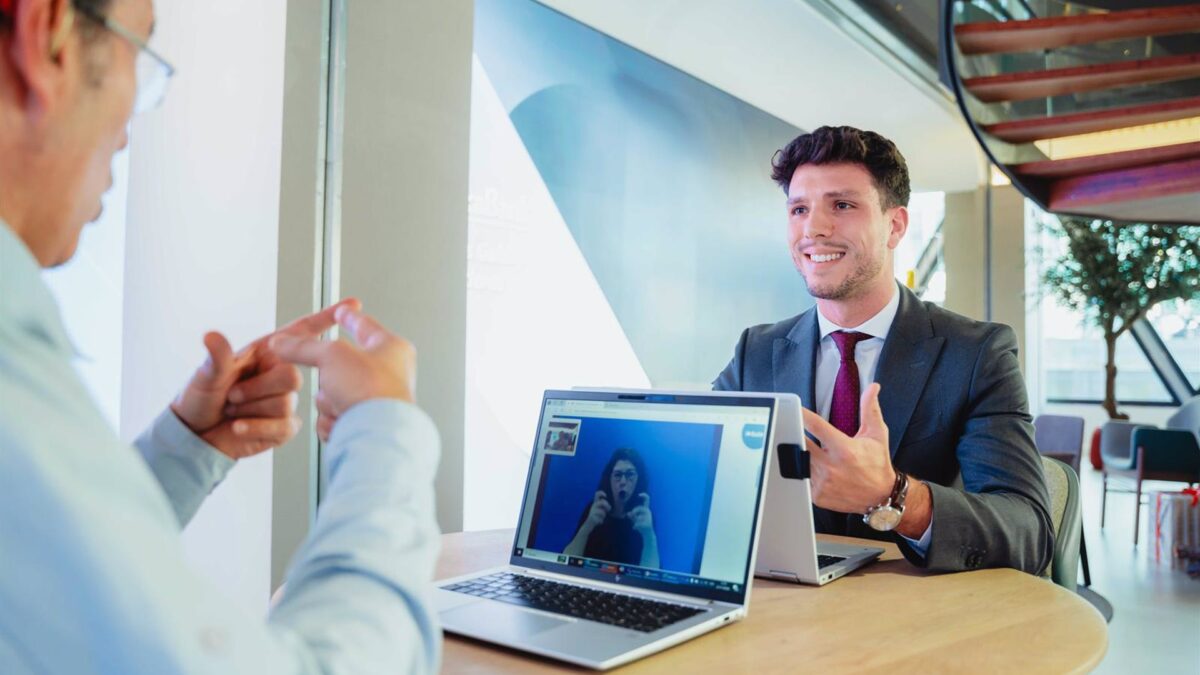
[435,389,779,670]
[574,388,883,585]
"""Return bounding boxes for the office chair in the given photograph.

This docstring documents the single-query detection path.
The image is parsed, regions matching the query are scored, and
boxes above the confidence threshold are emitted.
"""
[1101,408,1200,546]
[1127,426,1200,546]
[1041,456,1082,590]
[1033,414,1092,586]
[1099,420,1141,531]
[1033,414,1085,473]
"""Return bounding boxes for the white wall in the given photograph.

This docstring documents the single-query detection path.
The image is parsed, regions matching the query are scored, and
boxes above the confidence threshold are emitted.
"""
[538,0,984,194]
[121,1,289,612]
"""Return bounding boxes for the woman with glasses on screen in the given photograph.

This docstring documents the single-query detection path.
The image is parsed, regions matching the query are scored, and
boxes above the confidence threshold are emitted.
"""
[564,448,662,569]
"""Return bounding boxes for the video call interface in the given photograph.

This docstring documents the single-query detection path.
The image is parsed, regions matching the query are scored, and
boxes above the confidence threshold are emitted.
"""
[514,397,772,596]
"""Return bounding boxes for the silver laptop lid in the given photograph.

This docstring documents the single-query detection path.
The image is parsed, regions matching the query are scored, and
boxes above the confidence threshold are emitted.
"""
[509,389,776,607]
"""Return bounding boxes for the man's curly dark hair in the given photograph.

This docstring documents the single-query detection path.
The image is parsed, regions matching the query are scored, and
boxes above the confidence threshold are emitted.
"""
[771,125,911,211]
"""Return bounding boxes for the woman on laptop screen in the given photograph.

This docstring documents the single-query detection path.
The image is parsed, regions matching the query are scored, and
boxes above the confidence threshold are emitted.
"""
[563,448,661,568]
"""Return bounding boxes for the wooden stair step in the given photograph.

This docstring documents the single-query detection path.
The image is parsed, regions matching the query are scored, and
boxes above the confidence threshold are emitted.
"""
[983,96,1200,144]
[964,54,1200,103]
[1014,141,1200,178]
[955,5,1200,55]
[1048,156,1200,211]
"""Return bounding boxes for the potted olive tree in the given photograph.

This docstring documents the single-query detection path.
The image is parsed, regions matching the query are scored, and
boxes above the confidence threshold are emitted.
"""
[1043,217,1200,421]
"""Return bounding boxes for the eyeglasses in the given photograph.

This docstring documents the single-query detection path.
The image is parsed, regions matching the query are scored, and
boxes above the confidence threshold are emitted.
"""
[72,2,175,114]
[612,470,638,482]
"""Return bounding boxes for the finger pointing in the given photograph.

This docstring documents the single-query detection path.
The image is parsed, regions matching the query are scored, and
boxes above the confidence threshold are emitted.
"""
[336,307,389,349]
[278,298,363,341]
[269,335,328,368]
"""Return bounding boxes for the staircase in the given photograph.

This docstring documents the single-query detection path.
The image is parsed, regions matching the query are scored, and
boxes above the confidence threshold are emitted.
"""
[943,1,1200,224]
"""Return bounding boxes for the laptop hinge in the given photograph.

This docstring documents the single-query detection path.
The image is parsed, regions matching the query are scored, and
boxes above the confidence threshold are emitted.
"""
[767,569,801,583]
[776,443,809,479]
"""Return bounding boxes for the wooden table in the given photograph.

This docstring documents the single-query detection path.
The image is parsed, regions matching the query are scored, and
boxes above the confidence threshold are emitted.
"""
[437,530,1108,674]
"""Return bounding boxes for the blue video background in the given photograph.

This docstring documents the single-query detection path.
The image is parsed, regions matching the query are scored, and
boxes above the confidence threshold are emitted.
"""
[528,416,721,574]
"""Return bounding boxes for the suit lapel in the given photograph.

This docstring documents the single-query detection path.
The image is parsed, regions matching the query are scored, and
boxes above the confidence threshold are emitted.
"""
[773,308,818,407]
[875,288,945,459]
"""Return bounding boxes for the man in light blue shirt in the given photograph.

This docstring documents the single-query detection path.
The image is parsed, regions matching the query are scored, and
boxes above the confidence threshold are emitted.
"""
[1,0,442,671]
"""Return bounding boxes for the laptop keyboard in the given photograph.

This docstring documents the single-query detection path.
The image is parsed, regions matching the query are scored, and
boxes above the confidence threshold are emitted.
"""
[443,572,708,633]
[817,555,846,569]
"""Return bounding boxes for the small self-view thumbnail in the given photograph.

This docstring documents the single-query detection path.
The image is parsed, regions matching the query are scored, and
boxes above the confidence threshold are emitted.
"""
[543,418,580,456]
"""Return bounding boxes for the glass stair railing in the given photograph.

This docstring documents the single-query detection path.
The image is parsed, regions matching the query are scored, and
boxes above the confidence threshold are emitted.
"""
[943,0,1200,224]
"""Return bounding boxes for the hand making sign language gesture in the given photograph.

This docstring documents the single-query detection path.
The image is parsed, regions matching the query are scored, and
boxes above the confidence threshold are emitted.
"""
[801,383,931,539]
[169,298,362,459]
[269,304,419,442]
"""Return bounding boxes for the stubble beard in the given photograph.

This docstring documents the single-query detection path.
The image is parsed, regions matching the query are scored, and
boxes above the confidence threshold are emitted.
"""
[802,249,885,301]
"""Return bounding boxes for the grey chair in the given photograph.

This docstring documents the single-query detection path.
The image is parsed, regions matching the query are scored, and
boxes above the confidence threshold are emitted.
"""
[1041,456,1082,590]
[1034,414,1086,474]
[1099,420,1141,532]
[1168,395,1200,439]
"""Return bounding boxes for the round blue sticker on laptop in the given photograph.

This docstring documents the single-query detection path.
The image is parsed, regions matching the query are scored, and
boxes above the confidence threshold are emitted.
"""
[742,424,766,449]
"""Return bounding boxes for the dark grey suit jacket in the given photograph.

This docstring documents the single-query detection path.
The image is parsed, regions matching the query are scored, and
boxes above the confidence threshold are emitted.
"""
[714,287,1053,574]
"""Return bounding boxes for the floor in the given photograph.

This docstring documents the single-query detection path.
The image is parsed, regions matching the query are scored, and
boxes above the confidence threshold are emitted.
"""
[1077,466,1200,673]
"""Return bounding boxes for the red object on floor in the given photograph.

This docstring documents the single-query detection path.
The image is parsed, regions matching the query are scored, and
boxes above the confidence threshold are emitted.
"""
[1090,427,1104,470]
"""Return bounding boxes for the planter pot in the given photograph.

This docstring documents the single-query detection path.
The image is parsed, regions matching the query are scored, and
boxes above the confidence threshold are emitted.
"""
[1090,427,1104,470]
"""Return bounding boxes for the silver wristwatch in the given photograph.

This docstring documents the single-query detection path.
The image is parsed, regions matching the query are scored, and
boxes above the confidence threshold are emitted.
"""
[864,471,908,532]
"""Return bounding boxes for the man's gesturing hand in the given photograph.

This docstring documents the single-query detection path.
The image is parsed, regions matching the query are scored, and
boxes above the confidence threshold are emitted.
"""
[801,383,896,514]
[269,306,416,442]
[171,299,361,459]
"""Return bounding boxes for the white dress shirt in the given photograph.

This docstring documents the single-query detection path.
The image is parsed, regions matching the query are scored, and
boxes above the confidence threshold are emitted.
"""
[814,285,900,421]
[813,281,932,555]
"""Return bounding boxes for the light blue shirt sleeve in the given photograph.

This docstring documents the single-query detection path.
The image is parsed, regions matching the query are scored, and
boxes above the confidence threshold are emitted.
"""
[135,408,236,527]
[0,309,442,673]
[900,519,933,558]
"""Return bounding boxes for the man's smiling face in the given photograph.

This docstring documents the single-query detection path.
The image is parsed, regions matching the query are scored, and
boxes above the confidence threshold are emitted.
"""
[786,162,905,302]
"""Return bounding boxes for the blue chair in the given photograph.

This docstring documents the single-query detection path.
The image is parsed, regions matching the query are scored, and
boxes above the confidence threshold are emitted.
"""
[1100,401,1200,546]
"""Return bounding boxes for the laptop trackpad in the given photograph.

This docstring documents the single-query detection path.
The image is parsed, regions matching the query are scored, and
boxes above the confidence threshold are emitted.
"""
[442,601,571,641]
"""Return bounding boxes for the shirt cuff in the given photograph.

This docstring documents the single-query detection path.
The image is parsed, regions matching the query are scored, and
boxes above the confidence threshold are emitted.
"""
[900,518,933,559]
[135,408,236,527]
[324,398,440,483]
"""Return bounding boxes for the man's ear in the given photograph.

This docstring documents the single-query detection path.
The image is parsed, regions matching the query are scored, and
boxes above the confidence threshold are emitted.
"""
[8,0,75,114]
[886,205,909,250]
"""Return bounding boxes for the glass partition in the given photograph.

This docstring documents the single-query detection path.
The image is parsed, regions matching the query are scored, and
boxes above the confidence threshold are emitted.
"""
[465,0,809,529]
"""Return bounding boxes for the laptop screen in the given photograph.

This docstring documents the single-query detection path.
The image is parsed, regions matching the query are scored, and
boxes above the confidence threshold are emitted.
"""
[510,390,774,605]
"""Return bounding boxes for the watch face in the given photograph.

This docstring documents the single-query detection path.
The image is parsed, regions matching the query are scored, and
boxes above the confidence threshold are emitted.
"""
[868,506,903,532]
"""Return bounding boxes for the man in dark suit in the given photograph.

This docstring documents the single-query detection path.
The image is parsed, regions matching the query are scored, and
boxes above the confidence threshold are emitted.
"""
[715,126,1052,574]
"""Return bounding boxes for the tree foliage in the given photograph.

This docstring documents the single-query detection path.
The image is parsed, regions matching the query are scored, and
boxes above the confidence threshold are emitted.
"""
[1043,217,1200,418]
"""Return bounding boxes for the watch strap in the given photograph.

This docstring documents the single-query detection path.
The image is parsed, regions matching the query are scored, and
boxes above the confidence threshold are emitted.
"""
[891,471,909,510]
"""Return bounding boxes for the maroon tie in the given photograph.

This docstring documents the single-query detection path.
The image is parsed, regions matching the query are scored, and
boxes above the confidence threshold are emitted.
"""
[829,331,871,436]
